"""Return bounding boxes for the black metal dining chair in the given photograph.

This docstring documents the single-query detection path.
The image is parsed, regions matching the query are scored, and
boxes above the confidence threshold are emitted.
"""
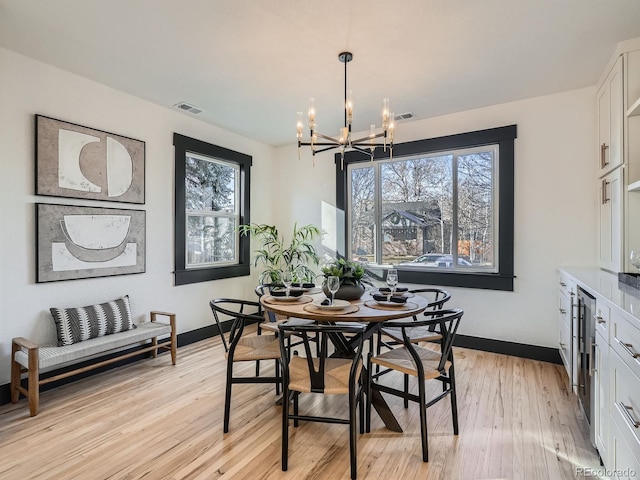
[209,298,282,433]
[366,308,464,462]
[374,288,452,405]
[278,322,366,480]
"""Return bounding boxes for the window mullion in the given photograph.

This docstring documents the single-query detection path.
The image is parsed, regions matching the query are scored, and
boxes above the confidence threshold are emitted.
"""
[452,154,459,265]
[374,162,383,265]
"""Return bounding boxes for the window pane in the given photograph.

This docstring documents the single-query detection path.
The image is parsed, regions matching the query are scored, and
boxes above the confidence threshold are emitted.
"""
[457,151,494,268]
[350,166,376,263]
[185,154,237,213]
[380,155,453,265]
[186,215,237,266]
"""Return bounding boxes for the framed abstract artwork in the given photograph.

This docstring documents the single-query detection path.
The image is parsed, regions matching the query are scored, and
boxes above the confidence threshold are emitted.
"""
[35,115,145,204]
[36,203,146,282]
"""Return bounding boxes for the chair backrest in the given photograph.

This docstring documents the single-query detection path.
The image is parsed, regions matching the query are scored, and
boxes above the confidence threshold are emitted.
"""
[388,308,463,374]
[277,323,366,393]
[409,288,451,311]
[209,298,264,354]
[255,284,284,323]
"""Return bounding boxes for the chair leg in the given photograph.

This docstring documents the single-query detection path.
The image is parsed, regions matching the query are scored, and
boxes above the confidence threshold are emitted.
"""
[404,373,409,408]
[255,359,260,376]
[418,377,429,462]
[349,383,358,480]
[293,392,299,428]
[223,359,234,433]
[365,352,372,433]
[359,381,365,435]
[275,359,281,395]
[449,363,459,435]
[282,387,289,471]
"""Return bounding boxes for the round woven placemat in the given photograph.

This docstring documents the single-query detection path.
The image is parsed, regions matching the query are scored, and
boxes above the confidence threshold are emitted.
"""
[364,300,419,311]
[303,304,360,315]
[263,295,313,305]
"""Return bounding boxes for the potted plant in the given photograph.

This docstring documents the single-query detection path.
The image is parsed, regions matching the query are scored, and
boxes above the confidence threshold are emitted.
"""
[320,258,371,300]
[238,223,321,285]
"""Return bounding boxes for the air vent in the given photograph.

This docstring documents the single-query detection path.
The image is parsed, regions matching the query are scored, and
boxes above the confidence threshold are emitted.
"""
[394,112,413,121]
[174,102,203,115]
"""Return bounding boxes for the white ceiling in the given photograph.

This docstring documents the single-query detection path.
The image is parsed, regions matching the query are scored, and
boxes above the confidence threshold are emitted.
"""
[2,0,640,147]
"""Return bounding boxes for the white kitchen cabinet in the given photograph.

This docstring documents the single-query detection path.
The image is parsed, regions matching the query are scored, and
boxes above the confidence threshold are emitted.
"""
[599,166,624,272]
[594,301,611,464]
[597,56,623,177]
[558,274,576,388]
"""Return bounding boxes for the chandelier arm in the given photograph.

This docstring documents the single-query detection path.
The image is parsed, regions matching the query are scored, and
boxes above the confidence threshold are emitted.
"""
[350,132,386,144]
[350,145,376,157]
[315,132,341,143]
[299,141,341,147]
[313,145,342,154]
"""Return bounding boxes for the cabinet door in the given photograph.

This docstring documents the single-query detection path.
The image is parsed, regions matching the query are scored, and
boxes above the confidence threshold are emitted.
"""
[597,56,624,177]
[599,166,624,272]
[594,330,610,465]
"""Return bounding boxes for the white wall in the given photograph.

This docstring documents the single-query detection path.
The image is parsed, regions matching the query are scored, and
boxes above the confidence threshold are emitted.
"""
[273,87,598,348]
[0,48,277,385]
[0,46,599,389]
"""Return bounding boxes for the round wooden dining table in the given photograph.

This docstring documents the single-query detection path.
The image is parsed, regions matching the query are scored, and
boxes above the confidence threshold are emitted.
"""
[260,290,430,432]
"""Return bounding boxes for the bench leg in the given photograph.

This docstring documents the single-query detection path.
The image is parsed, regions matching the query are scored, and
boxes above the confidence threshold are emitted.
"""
[10,343,21,404]
[151,337,158,358]
[170,316,177,365]
[27,351,39,417]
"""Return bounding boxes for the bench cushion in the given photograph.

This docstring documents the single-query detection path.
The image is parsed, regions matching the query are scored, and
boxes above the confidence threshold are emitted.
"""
[14,321,172,370]
[50,296,134,346]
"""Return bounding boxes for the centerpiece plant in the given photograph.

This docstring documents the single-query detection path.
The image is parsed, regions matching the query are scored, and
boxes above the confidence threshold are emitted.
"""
[238,223,321,285]
[320,258,372,300]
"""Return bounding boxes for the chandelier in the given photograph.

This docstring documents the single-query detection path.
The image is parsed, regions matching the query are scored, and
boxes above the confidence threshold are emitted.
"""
[296,52,395,167]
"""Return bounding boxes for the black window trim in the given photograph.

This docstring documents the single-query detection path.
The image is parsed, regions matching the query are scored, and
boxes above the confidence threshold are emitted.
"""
[336,124,516,291]
[173,133,251,285]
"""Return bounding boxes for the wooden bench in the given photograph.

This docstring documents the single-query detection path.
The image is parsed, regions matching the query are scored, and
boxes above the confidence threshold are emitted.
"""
[11,311,177,416]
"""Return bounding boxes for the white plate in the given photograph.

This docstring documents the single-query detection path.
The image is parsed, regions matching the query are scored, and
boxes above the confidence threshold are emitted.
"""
[312,298,351,310]
[268,295,302,302]
[375,290,414,298]
[374,300,408,307]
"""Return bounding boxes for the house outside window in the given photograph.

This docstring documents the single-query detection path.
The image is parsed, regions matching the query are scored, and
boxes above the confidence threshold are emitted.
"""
[174,133,251,285]
[338,125,516,291]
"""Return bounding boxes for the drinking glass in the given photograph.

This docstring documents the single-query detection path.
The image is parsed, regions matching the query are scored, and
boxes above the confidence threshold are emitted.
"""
[631,250,640,272]
[386,268,398,295]
[327,275,340,305]
[282,269,293,297]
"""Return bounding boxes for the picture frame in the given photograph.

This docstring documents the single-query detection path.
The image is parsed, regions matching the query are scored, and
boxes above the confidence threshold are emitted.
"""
[35,115,145,204]
[36,203,146,283]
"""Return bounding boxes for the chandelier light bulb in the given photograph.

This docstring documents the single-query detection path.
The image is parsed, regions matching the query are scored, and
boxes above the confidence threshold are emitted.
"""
[346,90,353,125]
[308,97,316,130]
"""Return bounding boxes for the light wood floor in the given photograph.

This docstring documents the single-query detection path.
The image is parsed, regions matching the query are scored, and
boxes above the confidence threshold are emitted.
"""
[0,331,602,480]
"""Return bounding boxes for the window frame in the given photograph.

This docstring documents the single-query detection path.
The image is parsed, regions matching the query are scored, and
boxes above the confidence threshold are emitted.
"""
[173,133,251,285]
[336,125,516,291]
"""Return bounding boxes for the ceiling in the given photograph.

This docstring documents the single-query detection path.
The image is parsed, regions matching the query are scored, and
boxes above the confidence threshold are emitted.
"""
[1,0,640,147]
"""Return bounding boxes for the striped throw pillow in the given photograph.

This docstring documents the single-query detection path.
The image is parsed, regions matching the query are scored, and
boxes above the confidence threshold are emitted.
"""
[50,296,135,346]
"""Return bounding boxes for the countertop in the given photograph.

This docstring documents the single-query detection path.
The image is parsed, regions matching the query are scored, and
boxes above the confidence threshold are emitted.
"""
[559,266,640,322]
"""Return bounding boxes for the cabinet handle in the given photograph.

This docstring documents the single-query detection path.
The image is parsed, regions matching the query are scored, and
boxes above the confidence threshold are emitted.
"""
[559,308,566,315]
[602,179,610,204]
[596,316,605,324]
[559,342,566,349]
[559,282,566,287]
[618,402,640,429]
[601,143,609,168]
[618,340,639,359]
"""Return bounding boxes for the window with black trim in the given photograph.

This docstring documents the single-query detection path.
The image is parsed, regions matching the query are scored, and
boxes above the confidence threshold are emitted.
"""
[336,125,516,291]
[173,133,251,285]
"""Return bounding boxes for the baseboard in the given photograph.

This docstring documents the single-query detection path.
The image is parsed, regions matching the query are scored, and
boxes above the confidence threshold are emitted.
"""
[0,326,560,406]
[453,334,562,364]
